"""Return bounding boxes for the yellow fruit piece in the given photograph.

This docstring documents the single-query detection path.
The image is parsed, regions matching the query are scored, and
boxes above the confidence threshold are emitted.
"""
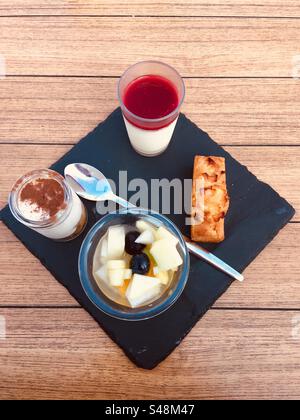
[107,260,126,270]
[125,274,161,308]
[155,226,178,245]
[144,247,155,264]
[118,279,130,296]
[124,269,132,279]
[148,260,155,277]
[157,271,170,285]
[108,269,125,286]
[150,239,183,271]
[143,248,155,276]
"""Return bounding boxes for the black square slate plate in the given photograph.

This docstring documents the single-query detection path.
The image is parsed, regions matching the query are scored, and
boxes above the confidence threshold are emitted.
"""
[0,108,295,369]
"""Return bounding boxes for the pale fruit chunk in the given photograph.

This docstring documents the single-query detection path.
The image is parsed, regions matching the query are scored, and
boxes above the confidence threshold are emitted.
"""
[107,260,126,270]
[153,266,160,276]
[156,270,170,285]
[155,226,179,245]
[95,265,108,284]
[124,269,132,280]
[136,220,156,235]
[99,237,108,264]
[150,239,183,271]
[100,257,108,265]
[107,225,125,259]
[100,237,108,258]
[126,274,161,308]
[135,230,155,245]
[108,268,125,287]
[153,266,172,285]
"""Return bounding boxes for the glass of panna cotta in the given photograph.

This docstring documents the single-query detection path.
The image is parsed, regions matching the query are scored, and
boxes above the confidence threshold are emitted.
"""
[79,208,190,321]
[9,169,87,241]
[118,61,185,157]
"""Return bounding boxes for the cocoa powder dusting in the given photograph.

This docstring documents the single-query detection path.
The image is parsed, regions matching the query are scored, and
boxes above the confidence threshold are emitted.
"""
[20,178,66,218]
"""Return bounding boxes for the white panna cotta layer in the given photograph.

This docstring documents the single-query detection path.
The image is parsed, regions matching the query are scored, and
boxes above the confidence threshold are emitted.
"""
[123,116,178,157]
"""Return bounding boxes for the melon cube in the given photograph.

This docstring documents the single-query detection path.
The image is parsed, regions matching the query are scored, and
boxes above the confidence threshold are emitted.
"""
[95,265,108,284]
[126,274,161,308]
[135,230,155,245]
[136,220,156,235]
[153,266,160,276]
[108,268,125,287]
[123,269,132,280]
[99,237,108,258]
[155,226,179,245]
[156,270,170,285]
[150,239,183,271]
[107,260,126,270]
[107,225,125,259]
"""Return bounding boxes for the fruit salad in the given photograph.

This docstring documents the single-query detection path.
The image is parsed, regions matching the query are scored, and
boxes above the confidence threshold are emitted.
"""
[92,219,183,308]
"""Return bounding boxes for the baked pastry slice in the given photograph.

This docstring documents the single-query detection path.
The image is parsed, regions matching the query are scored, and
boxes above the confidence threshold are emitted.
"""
[191,156,230,243]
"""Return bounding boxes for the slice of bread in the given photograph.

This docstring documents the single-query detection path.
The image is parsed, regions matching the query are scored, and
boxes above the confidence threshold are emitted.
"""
[191,156,230,243]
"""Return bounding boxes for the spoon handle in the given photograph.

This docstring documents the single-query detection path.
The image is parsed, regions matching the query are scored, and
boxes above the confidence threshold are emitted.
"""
[108,194,244,282]
[183,236,244,282]
[110,194,136,209]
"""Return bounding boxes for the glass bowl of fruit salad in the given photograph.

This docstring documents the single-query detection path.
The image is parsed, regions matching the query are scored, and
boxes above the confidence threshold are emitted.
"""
[78,208,190,321]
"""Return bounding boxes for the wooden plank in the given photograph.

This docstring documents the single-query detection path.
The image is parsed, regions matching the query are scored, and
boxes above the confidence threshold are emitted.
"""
[0,237,77,305]
[0,0,299,18]
[228,146,299,223]
[1,77,300,145]
[0,222,15,242]
[217,223,300,308]
[0,308,299,399]
[0,144,298,219]
[0,222,299,308]
[0,17,300,77]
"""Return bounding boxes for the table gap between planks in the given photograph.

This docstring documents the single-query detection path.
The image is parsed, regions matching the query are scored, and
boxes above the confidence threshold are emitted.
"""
[0,0,299,400]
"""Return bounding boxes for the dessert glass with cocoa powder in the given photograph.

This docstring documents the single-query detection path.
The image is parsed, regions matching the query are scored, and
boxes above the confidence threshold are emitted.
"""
[9,169,87,241]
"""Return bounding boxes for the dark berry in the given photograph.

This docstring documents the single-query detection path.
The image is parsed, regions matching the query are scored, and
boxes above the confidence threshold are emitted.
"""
[130,253,150,275]
[125,231,146,255]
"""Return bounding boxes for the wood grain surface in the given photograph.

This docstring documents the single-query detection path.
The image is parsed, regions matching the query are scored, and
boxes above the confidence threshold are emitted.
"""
[0,308,299,400]
[0,17,300,77]
[0,77,299,145]
[0,0,299,401]
[0,0,299,18]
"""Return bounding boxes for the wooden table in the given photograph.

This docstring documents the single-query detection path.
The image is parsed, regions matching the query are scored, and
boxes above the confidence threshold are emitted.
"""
[0,0,300,400]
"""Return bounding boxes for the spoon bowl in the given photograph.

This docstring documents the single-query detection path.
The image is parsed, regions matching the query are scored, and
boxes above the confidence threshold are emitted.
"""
[64,163,113,202]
